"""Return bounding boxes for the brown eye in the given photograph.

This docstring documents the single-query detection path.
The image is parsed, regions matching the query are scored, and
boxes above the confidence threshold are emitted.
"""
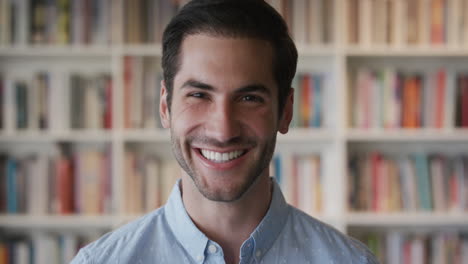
[189,92,207,99]
[242,95,264,103]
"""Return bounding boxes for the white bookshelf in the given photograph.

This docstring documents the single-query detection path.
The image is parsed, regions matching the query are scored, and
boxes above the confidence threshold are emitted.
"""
[347,212,468,227]
[346,129,468,142]
[1,0,468,261]
[0,214,118,229]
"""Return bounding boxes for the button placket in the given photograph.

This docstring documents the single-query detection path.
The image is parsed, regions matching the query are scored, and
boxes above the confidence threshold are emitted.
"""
[208,244,217,254]
[255,249,262,258]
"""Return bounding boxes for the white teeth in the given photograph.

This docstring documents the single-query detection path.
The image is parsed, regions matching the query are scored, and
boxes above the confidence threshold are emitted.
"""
[200,149,245,163]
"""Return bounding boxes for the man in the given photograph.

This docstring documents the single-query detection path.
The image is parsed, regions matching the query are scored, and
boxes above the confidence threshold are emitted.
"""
[72,0,379,263]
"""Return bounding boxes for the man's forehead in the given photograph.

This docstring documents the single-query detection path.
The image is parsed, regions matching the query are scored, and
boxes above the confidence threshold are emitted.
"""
[175,34,276,90]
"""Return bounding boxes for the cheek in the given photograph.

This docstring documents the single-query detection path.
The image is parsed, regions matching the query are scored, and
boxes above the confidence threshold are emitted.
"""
[171,102,208,131]
[242,107,277,134]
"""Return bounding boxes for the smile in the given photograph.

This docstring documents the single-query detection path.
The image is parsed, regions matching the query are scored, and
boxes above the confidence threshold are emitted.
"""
[199,149,247,163]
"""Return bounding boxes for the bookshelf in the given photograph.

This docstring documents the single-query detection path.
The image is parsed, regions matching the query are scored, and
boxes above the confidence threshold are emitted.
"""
[0,0,468,263]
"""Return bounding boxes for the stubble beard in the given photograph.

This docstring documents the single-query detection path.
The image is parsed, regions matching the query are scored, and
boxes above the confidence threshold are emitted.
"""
[170,129,277,202]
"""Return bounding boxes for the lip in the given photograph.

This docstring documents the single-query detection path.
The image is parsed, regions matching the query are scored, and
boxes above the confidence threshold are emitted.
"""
[193,147,250,170]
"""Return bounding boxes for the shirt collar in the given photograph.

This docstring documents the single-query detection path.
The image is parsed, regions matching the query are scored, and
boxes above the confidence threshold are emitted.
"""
[248,178,290,261]
[165,180,209,262]
[165,178,290,262]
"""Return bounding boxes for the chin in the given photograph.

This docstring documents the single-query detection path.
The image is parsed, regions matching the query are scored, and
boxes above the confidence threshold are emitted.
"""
[192,169,264,203]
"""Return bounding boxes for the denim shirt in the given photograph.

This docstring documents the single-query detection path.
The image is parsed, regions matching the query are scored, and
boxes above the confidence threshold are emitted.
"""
[71,179,379,264]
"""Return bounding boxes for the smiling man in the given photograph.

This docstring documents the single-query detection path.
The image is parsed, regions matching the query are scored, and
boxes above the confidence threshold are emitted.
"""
[71,1,379,263]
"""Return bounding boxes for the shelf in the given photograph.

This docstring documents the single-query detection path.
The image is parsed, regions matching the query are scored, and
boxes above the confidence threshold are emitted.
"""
[346,129,468,142]
[346,212,468,227]
[278,128,334,142]
[0,46,113,57]
[0,214,117,229]
[122,129,170,142]
[5,45,468,58]
[121,44,163,56]
[0,131,114,142]
[296,45,336,56]
[345,46,468,57]
[120,44,335,57]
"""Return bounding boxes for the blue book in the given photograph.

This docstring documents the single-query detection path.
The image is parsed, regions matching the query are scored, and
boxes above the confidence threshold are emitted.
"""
[413,154,432,211]
[6,158,18,213]
[311,75,323,128]
[273,155,282,186]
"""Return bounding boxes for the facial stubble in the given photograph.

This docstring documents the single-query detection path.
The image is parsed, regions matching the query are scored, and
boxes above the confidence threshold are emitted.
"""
[170,129,277,202]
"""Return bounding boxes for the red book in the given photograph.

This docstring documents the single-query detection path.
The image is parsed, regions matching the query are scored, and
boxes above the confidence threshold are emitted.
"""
[435,70,446,128]
[403,76,422,128]
[403,240,412,264]
[56,156,74,214]
[461,76,468,127]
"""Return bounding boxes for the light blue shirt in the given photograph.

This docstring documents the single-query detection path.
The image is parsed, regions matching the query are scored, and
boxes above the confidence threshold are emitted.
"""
[71,179,379,263]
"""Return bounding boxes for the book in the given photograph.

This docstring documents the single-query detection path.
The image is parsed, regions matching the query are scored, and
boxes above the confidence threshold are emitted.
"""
[55,154,74,214]
[353,67,461,130]
[349,152,468,212]
[124,57,163,129]
[353,231,468,264]
[6,158,18,213]
[271,153,322,214]
[430,0,446,44]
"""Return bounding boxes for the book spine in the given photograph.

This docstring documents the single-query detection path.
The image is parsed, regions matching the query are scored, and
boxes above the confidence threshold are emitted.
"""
[6,159,17,213]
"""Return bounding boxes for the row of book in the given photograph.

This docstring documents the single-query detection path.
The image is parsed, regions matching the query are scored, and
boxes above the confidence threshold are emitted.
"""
[348,0,468,47]
[123,57,162,129]
[0,232,101,264]
[265,0,334,45]
[0,72,112,131]
[271,153,322,214]
[353,231,468,264]
[348,152,468,212]
[70,74,112,130]
[290,73,326,128]
[124,150,179,214]
[0,73,48,130]
[0,0,113,46]
[352,68,468,129]
[0,147,112,215]
[124,0,189,44]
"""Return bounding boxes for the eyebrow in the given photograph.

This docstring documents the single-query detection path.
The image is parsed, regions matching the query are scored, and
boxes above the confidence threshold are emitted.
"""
[181,79,271,96]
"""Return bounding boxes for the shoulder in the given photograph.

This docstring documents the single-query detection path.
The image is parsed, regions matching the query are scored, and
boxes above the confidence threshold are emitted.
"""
[71,207,168,264]
[283,206,379,263]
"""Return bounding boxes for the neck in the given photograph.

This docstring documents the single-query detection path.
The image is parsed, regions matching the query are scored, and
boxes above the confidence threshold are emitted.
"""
[181,173,272,264]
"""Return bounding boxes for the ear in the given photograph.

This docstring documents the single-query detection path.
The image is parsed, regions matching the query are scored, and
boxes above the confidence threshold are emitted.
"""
[278,88,294,134]
[159,80,171,128]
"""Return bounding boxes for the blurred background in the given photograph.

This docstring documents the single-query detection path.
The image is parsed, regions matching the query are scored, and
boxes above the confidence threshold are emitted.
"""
[0,0,467,263]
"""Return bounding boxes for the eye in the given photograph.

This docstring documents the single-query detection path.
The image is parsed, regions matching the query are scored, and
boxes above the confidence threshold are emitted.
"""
[241,95,264,103]
[188,92,207,99]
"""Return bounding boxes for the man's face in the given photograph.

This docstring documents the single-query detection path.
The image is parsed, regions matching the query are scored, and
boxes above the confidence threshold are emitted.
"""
[160,34,292,202]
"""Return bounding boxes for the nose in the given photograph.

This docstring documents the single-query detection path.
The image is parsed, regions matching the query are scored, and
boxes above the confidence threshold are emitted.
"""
[204,99,241,143]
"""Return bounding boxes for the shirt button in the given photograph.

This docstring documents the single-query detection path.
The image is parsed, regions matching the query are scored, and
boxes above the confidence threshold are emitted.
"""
[197,255,204,262]
[208,244,217,253]
[255,249,262,258]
